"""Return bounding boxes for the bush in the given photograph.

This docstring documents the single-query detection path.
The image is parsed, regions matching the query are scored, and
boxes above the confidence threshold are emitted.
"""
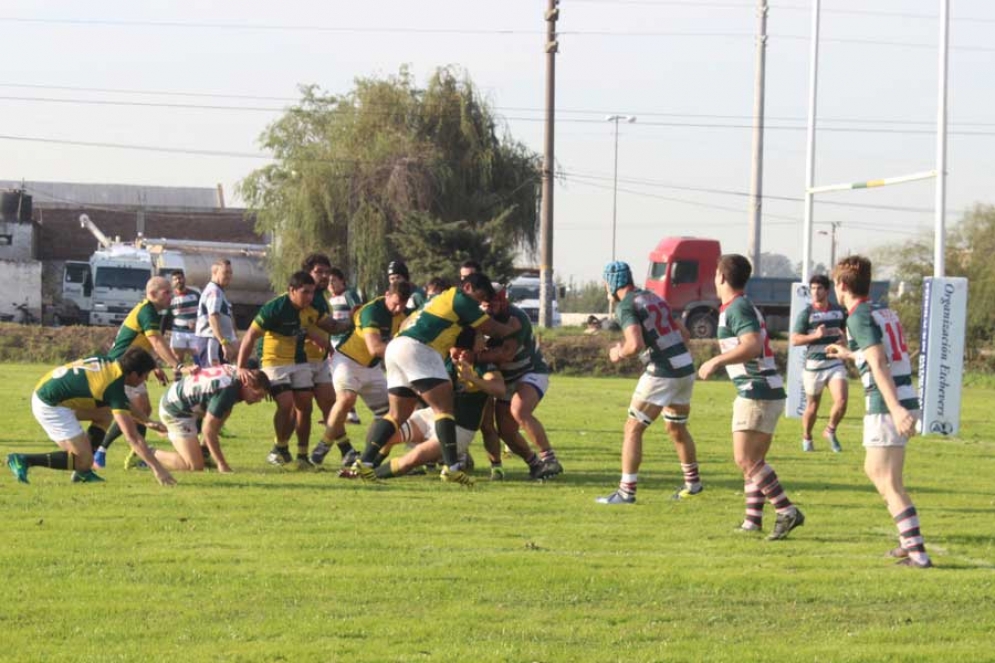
[0,323,116,364]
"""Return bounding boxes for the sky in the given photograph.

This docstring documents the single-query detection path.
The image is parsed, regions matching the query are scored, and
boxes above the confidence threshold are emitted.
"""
[2,0,993,286]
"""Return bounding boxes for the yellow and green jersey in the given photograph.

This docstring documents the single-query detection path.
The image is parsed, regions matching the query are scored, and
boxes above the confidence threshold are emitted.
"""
[251,294,321,367]
[399,287,488,357]
[300,289,332,362]
[34,356,132,414]
[449,358,499,431]
[336,297,406,368]
[108,299,162,360]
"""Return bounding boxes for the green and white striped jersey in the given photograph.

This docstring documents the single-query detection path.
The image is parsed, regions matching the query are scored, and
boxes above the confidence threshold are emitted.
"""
[717,294,785,400]
[792,302,846,371]
[615,288,694,379]
[846,300,918,415]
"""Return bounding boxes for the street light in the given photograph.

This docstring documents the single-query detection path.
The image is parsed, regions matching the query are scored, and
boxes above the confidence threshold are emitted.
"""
[606,114,636,261]
[817,221,840,268]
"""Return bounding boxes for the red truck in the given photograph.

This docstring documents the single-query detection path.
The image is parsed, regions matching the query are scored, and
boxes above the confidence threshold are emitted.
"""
[643,237,888,338]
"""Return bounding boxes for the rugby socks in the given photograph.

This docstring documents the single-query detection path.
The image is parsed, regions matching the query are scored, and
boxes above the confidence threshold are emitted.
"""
[361,416,397,465]
[22,450,73,470]
[618,473,637,499]
[524,453,542,470]
[375,458,404,479]
[86,425,106,452]
[743,478,765,530]
[681,462,701,489]
[750,463,795,515]
[540,448,559,464]
[435,414,458,468]
[893,505,931,565]
[101,421,122,450]
[334,435,355,459]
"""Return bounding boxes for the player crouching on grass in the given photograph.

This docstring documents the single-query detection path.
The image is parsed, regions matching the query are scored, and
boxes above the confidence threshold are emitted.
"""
[825,255,932,569]
[596,261,702,505]
[697,254,804,540]
[7,347,176,486]
[126,364,270,474]
[369,328,505,479]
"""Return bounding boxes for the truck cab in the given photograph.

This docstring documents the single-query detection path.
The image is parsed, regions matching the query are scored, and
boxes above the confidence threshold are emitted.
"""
[507,273,563,328]
[87,247,153,326]
[645,237,722,338]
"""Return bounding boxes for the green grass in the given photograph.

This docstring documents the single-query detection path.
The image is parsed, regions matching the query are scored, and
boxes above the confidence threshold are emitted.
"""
[1,364,994,662]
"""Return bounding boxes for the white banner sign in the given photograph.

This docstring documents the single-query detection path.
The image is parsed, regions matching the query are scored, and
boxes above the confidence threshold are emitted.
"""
[785,282,810,419]
[918,277,968,436]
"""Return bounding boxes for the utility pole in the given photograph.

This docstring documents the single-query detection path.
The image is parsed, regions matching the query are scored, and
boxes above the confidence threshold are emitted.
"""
[539,0,558,328]
[747,0,768,273]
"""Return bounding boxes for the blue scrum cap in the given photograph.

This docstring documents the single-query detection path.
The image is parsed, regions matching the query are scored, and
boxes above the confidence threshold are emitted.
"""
[603,261,633,293]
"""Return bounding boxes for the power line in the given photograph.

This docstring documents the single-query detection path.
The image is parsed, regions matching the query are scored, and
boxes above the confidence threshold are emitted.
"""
[5,82,995,128]
[570,0,995,24]
[5,95,995,137]
[562,169,960,215]
[2,16,993,51]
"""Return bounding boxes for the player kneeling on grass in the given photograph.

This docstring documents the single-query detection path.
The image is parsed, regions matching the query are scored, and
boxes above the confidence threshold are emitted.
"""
[825,255,932,569]
[372,330,505,479]
[596,261,702,505]
[7,347,176,486]
[129,365,270,473]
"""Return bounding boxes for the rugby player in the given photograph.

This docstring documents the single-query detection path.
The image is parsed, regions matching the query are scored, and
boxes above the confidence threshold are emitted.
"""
[373,330,504,479]
[94,276,187,469]
[168,269,203,365]
[596,261,701,504]
[826,256,932,568]
[311,281,412,469]
[698,254,804,540]
[352,272,521,486]
[790,274,848,452]
[236,271,351,469]
[134,364,270,473]
[7,347,175,486]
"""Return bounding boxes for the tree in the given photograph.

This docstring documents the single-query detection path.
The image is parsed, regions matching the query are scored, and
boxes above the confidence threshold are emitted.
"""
[758,252,796,278]
[238,66,541,295]
[561,279,610,314]
[874,204,995,355]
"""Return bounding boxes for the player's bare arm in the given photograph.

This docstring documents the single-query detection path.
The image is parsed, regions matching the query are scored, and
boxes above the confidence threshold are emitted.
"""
[609,323,645,363]
[698,331,762,380]
[863,343,918,438]
[115,411,176,486]
[201,412,232,473]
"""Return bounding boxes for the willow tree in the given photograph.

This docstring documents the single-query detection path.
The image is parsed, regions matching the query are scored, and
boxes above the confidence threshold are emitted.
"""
[238,66,541,295]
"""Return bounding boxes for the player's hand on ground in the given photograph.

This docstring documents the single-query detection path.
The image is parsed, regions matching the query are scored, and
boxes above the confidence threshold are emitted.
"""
[891,407,918,438]
[217,462,233,473]
[154,467,177,486]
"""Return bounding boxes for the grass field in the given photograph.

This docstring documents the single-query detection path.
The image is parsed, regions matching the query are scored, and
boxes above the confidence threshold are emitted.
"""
[2,363,994,662]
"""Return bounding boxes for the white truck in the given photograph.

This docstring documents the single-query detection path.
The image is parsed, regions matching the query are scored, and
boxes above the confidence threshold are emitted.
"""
[507,271,563,328]
[62,214,272,327]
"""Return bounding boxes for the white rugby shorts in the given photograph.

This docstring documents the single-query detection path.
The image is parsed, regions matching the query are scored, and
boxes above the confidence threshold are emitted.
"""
[863,410,921,448]
[500,372,550,403]
[158,402,199,443]
[331,352,389,414]
[632,373,695,409]
[803,364,848,397]
[385,336,448,391]
[262,363,314,390]
[404,407,475,454]
[32,392,85,442]
[170,331,204,352]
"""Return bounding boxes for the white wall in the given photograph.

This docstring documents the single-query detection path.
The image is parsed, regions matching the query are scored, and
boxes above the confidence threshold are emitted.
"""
[0,221,35,261]
[0,260,43,320]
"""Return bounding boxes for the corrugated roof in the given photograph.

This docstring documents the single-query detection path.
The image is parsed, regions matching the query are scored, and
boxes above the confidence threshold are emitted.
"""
[0,180,220,208]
